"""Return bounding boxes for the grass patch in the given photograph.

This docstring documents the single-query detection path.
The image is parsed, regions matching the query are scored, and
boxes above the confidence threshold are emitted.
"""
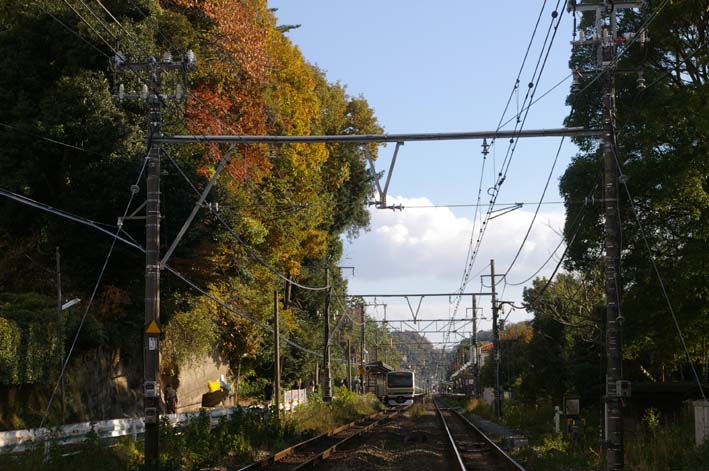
[406,402,425,419]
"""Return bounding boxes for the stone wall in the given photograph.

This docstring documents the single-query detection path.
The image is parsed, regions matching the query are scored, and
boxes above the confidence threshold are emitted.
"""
[168,351,231,412]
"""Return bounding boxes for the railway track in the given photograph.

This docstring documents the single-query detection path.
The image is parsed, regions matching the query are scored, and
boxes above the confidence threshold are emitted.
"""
[236,410,399,470]
[433,398,527,471]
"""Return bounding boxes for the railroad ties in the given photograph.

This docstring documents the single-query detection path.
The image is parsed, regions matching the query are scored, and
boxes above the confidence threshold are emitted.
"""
[237,410,399,471]
[234,398,527,471]
[433,398,527,471]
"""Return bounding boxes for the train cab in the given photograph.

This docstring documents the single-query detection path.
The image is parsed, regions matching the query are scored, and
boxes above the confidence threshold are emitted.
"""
[385,370,415,407]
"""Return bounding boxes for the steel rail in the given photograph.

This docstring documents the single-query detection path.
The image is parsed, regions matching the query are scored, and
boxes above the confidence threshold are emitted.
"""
[434,395,527,471]
[236,410,398,470]
[434,400,467,471]
[450,408,527,471]
[292,411,395,470]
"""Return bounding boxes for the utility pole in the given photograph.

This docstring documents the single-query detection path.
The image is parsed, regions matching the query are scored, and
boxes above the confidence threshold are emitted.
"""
[274,291,280,417]
[569,2,647,467]
[472,294,480,398]
[490,259,501,419]
[601,3,623,468]
[360,303,365,393]
[143,58,162,470]
[114,51,193,470]
[322,268,332,401]
[374,325,379,361]
[55,247,65,425]
[347,338,352,391]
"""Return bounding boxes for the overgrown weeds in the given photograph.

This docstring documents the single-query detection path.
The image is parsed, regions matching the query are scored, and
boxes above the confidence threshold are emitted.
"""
[464,398,708,471]
[3,387,382,470]
[406,402,425,419]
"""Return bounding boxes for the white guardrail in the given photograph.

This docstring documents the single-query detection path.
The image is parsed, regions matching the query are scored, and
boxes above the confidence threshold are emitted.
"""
[0,408,234,453]
[1,389,308,453]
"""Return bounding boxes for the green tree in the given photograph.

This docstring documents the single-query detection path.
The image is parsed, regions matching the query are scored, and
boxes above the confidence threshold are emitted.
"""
[561,1,709,384]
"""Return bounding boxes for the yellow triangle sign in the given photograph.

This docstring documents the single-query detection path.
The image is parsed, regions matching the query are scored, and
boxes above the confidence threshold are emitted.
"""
[145,320,161,334]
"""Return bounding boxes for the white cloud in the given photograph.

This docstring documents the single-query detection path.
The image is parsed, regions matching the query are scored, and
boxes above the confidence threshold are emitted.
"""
[345,195,565,286]
[341,195,567,341]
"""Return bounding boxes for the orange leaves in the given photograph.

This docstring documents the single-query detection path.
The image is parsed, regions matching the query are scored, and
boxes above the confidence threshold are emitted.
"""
[177,0,272,180]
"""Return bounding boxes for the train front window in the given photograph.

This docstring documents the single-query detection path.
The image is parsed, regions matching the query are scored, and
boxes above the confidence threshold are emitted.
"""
[387,374,412,388]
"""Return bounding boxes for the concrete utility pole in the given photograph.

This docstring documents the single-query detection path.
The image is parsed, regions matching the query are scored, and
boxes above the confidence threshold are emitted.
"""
[569,2,646,467]
[274,291,280,416]
[472,294,480,398]
[322,268,332,401]
[360,303,365,393]
[347,338,352,391]
[56,247,65,425]
[374,323,379,361]
[490,259,501,419]
[143,59,163,469]
[114,51,193,470]
[601,3,623,468]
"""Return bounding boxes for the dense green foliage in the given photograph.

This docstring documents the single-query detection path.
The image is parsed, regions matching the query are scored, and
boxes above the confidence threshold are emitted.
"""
[0,0,387,427]
[562,0,709,384]
[0,293,61,384]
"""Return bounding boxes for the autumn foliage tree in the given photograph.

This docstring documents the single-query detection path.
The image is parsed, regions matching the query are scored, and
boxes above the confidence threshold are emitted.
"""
[0,0,381,425]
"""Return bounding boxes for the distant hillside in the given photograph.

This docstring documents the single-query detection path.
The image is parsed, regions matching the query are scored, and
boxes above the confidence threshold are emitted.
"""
[390,331,440,385]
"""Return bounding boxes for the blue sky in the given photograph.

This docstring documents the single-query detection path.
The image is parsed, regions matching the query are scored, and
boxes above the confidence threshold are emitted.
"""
[270,1,582,341]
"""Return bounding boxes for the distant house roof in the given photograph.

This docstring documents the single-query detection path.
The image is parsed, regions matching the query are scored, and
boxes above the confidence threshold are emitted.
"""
[479,342,493,352]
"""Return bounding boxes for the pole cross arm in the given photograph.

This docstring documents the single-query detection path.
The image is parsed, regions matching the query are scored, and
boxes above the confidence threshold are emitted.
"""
[153,127,603,145]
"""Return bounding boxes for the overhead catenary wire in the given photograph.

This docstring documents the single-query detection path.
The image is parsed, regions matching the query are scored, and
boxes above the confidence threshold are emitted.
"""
[41,7,112,59]
[502,136,566,281]
[0,189,144,251]
[0,122,99,155]
[452,1,567,320]
[58,0,119,55]
[608,124,707,403]
[455,0,672,336]
[77,0,118,41]
[505,197,589,286]
[522,183,598,306]
[0,182,335,362]
[453,0,550,306]
[511,0,673,300]
[162,148,330,292]
[164,266,328,359]
[39,145,151,428]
